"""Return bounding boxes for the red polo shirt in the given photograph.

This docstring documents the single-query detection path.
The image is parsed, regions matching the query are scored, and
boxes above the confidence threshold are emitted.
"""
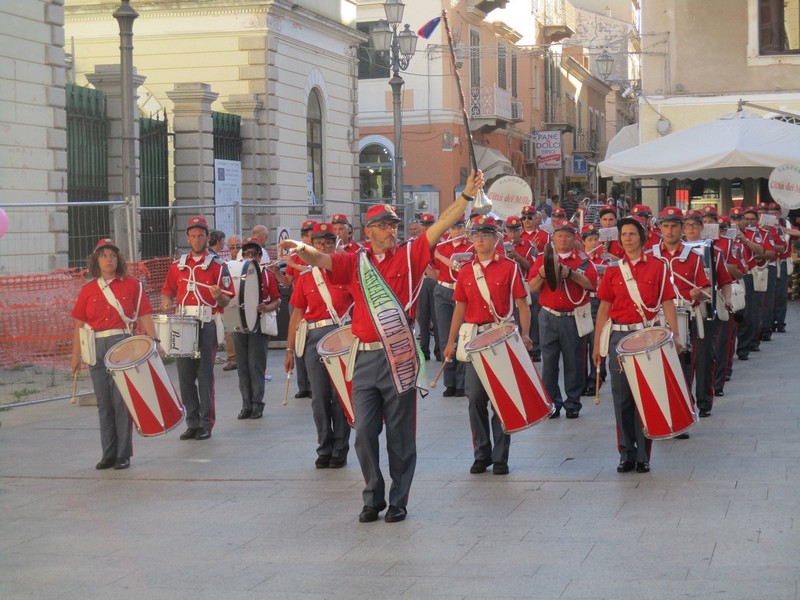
[72,276,153,331]
[161,252,234,314]
[435,239,473,284]
[453,255,528,325]
[290,267,353,322]
[597,253,676,324]
[653,243,710,304]
[530,250,598,311]
[328,236,433,342]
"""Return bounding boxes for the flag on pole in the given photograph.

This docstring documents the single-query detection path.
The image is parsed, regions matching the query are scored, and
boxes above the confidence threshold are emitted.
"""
[417,16,441,39]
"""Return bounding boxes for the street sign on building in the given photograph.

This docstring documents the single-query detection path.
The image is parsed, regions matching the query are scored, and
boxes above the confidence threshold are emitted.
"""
[534,131,562,170]
[573,155,588,177]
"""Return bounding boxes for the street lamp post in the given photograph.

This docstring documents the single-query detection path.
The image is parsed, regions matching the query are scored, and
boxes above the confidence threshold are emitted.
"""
[114,0,139,261]
[370,0,417,233]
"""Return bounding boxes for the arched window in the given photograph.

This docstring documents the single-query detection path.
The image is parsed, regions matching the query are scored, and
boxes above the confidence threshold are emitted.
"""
[307,89,323,215]
[359,142,394,201]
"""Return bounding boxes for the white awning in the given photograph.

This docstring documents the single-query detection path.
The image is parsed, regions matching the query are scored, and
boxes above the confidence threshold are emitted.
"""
[475,146,516,180]
[605,123,639,160]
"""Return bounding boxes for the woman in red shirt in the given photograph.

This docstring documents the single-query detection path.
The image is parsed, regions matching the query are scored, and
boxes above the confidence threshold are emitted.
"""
[70,239,158,470]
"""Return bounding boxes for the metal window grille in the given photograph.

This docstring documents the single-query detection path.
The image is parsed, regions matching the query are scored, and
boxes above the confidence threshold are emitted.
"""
[139,111,170,259]
[213,112,242,161]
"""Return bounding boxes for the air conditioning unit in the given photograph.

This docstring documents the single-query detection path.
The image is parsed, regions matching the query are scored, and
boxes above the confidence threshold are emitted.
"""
[521,137,536,163]
[511,101,523,121]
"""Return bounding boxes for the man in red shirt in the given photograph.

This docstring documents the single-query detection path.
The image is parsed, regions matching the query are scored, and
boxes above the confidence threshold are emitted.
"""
[581,223,608,395]
[416,212,441,362]
[770,203,800,333]
[332,214,361,254]
[503,216,534,277]
[444,216,531,475]
[529,222,598,418]
[285,223,354,469]
[279,170,486,523]
[160,217,234,441]
[736,207,771,359]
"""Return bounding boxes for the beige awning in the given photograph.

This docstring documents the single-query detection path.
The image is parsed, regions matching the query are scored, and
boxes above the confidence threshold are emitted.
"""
[475,146,516,180]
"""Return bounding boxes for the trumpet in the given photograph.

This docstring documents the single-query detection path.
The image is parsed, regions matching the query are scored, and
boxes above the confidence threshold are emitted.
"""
[436,233,467,246]
[262,247,300,269]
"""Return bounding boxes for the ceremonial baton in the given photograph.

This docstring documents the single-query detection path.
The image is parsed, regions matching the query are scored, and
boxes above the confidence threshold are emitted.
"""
[282,368,292,406]
[430,359,450,389]
[70,368,79,404]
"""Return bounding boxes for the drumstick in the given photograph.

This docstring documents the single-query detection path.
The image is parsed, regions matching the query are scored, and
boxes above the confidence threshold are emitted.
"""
[594,361,601,405]
[282,369,292,406]
[70,368,79,404]
[192,281,236,297]
[430,360,450,388]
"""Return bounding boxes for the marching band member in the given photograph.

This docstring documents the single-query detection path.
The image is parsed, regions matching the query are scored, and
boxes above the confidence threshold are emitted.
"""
[520,206,549,362]
[597,205,625,259]
[758,203,786,343]
[416,213,441,362]
[71,238,159,470]
[735,207,770,361]
[222,235,243,371]
[278,169,486,524]
[285,223,353,469]
[529,222,598,419]
[433,215,472,397]
[770,203,800,333]
[630,204,662,250]
[582,224,608,395]
[444,216,531,475]
[503,216,534,277]
[160,217,234,441]
[332,214,361,254]
[592,217,682,474]
[232,238,281,421]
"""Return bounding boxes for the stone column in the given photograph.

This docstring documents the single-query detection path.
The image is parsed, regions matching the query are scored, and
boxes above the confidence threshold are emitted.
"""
[222,94,265,236]
[85,64,146,257]
[166,83,218,237]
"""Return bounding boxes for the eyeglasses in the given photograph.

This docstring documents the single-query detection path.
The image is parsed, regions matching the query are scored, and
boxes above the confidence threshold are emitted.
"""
[469,231,496,240]
[683,222,702,228]
[228,245,241,250]
[242,249,261,257]
[370,222,399,231]
[521,215,534,220]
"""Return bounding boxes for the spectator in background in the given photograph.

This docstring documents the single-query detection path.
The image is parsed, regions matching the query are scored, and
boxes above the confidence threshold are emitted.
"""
[561,191,579,220]
[208,230,226,256]
[222,234,243,371]
[536,197,552,218]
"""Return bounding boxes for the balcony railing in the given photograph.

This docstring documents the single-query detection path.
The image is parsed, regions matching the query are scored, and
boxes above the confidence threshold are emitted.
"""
[542,0,576,43]
[543,95,576,130]
[470,86,522,123]
[573,129,599,154]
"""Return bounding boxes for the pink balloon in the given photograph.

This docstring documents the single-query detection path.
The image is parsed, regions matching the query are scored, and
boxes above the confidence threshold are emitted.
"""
[0,208,7,239]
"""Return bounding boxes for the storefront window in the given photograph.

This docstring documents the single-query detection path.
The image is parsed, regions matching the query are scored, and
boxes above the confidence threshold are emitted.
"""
[359,143,394,200]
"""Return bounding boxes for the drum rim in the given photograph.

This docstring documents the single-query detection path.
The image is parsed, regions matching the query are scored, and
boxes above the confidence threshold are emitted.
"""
[317,324,353,356]
[152,314,198,323]
[104,335,156,370]
[616,325,673,356]
[463,322,517,352]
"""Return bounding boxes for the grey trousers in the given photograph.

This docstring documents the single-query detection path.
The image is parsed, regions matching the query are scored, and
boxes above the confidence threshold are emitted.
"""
[352,349,416,509]
[529,291,541,354]
[305,325,350,459]
[465,362,510,463]
[90,333,133,460]
[539,309,586,412]
[176,319,217,430]
[433,284,465,389]
[737,274,762,355]
[289,305,311,394]
[759,264,777,338]
[417,277,439,356]
[773,260,789,329]
[608,330,652,463]
[233,330,268,411]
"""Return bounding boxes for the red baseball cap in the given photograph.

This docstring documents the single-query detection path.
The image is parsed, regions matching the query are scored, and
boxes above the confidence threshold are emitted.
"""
[743,206,759,216]
[553,221,576,234]
[581,224,599,238]
[552,207,567,218]
[331,214,350,225]
[631,204,652,217]
[701,205,718,218]
[94,238,119,252]
[241,237,263,251]
[419,213,436,224]
[683,209,704,223]
[505,216,522,229]
[311,222,336,239]
[598,205,617,218]
[521,205,537,215]
[657,207,683,222]
[186,216,209,232]
[471,215,499,232]
[365,204,401,225]
[729,206,744,218]
[300,219,318,232]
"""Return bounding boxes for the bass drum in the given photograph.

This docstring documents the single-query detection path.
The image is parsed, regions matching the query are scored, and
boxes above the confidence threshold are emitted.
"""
[223,259,262,333]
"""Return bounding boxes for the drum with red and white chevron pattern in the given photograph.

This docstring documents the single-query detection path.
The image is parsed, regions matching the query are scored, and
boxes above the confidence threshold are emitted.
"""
[105,336,185,437]
[317,325,355,427]
[464,323,555,433]
[616,326,698,440]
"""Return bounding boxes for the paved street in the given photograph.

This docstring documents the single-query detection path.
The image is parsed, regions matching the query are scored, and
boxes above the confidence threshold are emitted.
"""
[2,303,799,599]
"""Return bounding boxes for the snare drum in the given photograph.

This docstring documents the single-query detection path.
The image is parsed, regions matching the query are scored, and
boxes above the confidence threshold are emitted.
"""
[658,306,690,349]
[153,314,200,358]
[316,325,355,427]
[104,336,185,437]
[615,326,697,440]
[464,323,554,434]
[223,260,262,333]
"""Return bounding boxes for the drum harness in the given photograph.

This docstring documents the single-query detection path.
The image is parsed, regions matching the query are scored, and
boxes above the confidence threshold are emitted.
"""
[653,244,707,340]
[294,267,353,358]
[176,253,224,326]
[97,277,143,337]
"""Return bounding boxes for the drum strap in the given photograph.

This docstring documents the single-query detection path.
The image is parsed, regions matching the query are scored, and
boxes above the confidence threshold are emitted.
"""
[618,260,668,322]
[97,278,142,335]
[312,267,346,327]
[472,262,515,324]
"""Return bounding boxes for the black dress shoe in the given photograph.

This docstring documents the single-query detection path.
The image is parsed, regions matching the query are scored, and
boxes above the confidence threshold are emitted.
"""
[179,428,198,440]
[675,432,690,440]
[422,353,431,360]
[617,460,635,473]
[777,326,786,333]
[442,387,456,397]
[250,407,263,419]
[549,409,561,419]
[434,352,443,362]
[470,459,492,474]
[114,458,130,470]
[384,505,407,523]
[237,408,251,420]
[96,458,116,470]
[315,455,331,469]
[294,390,311,399]
[565,409,580,419]
[358,502,387,523]
[699,409,711,418]
[737,353,749,361]
[582,385,596,397]
[530,353,541,363]
[195,428,212,440]
[492,462,509,475]
[714,389,724,397]
[751,346,760,352]
[636,462,650,473]
[454,388,465,397]
[329,456,347,469]
[761,334,772,342]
